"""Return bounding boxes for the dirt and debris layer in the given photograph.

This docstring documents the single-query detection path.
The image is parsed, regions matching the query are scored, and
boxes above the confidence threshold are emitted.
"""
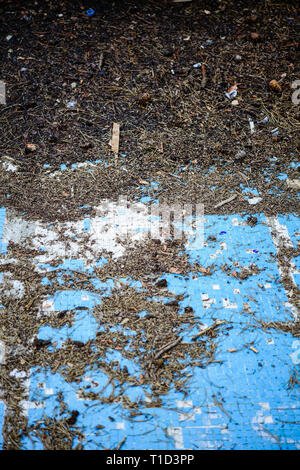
[0,0,299,222]
[0,239,228,449]
[0,0,299,450]
[0,234,298,449]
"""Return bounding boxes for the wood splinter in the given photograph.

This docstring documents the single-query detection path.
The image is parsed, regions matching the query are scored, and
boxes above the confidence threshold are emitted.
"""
[110,122,120,157]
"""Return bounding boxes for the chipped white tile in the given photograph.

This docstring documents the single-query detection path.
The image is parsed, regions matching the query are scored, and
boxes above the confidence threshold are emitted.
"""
[83,375,92,382]
[265,337,274,345]
[75,391,86,401]
[9,369,27,379]
[231,218,247,226]
[4,278,24,298]
[176,400,193,408]
[243,303,252,312]
[0,341,5,364]
[221,427,230,434]
[115,422,125,430]
[41,299,54,312]
[21,400,44,417]
[222,299,238,309]
[252,404,278,444]
[1,200,202,268]
[258,402,270,410]
[283,302,299,319]
[290,340,300,365]
[202,295,216,308]
[264,416,274,424]
[193,407,202,415]
[167,427,184,449]
[179,412,195,422]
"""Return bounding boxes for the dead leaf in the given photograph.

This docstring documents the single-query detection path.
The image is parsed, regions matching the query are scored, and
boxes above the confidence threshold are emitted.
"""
[137,92,152,106]
[199,266,211,275]
[169,267,183,274]
[139,374,145,384]
[269,79,282,93]
[25,143,37,152]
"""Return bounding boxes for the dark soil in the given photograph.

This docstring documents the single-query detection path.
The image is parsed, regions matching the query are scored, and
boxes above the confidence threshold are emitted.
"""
[0,0,299,221]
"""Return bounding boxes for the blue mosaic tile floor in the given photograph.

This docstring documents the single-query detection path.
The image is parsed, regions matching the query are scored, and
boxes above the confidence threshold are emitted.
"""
[0,206,299,450]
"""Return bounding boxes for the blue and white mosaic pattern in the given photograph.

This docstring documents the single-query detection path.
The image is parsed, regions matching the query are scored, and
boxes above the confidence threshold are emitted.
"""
[0,202,299,450]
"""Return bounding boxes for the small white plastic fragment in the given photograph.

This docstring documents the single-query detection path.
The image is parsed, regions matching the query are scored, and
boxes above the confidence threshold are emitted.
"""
[248,197,262,205]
